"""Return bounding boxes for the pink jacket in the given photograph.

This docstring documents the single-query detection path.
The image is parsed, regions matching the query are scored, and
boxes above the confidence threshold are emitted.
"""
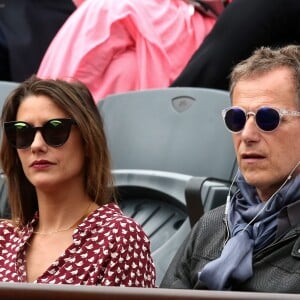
[37,0,215,102]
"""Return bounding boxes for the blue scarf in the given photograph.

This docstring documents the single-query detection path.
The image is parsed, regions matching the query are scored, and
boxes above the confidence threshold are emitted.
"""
[198,172,300,290]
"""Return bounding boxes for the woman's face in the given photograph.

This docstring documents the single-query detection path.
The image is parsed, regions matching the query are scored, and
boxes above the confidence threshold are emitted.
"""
[15,94,86,193]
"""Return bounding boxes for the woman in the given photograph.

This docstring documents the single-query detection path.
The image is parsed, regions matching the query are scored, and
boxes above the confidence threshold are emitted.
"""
[0,76,156,286]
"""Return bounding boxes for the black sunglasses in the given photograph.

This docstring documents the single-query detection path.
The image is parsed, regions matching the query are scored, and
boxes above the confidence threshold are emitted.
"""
[4,118,76,149]
[222,106,300,133]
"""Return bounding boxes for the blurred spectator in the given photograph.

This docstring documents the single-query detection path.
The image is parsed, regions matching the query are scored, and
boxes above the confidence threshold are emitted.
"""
[171,0,300,90]
[37,0,225,102]
[0,0,75,82]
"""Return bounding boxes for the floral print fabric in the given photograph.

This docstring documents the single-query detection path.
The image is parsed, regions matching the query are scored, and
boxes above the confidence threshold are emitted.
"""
[0,203,156,286]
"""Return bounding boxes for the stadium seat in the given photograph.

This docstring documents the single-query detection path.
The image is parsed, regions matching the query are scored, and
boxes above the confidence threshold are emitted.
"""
[99,87,236,284]
[98,87,236,179]
[0,81,19,109]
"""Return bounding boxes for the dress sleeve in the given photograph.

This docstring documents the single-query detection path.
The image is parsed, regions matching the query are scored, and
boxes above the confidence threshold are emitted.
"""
[100,218,156,287]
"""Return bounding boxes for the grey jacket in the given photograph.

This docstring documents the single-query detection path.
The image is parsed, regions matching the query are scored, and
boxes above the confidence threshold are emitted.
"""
[160,205,300,293]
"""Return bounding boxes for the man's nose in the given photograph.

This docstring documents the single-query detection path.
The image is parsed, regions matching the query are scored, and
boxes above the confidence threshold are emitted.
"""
[240,114,260,141]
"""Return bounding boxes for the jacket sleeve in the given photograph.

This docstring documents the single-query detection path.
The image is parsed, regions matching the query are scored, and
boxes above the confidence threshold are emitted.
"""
[159,232,195,288]
[160,205,226,289]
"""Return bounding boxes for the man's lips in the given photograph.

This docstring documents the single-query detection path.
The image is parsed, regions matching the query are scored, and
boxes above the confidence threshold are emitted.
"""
[240,153,266,161]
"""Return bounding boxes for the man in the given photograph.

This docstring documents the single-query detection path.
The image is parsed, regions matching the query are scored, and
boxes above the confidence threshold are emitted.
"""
[160,45,300,293]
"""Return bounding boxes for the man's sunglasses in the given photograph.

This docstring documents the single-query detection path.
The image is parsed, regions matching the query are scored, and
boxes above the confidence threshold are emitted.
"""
[222,106,300,133]
[4,118,76,149]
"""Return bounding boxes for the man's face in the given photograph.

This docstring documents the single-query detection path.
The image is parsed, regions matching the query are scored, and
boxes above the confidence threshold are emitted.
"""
[231,67,300,201]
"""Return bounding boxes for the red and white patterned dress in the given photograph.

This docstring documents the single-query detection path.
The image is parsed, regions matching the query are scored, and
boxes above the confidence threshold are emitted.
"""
[0,203,156,286]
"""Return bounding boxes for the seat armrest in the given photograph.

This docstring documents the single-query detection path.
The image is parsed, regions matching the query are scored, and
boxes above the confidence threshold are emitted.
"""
[185,177,206,227]
[185,177,230,227]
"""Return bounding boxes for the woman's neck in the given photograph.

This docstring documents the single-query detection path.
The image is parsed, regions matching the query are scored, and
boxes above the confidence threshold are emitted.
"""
[34,189,96,234]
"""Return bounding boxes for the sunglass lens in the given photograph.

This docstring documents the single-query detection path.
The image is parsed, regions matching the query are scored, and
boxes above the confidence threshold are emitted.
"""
[5,122,34,149]
[256,107,280,131]
[225,108,246,132]
[43,119,72,147]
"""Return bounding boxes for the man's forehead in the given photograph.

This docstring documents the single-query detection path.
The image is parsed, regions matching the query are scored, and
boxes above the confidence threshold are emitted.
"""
[232,69,297,108]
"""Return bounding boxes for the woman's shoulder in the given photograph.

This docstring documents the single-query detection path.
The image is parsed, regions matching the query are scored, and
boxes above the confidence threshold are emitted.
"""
[101,203,145,228]
[86,203,149,240]
[93,203,140,223]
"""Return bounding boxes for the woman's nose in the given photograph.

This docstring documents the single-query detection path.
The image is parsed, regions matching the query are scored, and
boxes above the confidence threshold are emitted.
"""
[30,130,47,150]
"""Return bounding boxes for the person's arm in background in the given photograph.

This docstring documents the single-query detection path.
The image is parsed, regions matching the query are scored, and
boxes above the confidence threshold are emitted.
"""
[0,0,75,82]
[0,26,10,81]
[171,0,300,91]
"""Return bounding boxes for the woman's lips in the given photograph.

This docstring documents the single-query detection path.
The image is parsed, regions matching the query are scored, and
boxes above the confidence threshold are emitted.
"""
[30,160,55,169]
